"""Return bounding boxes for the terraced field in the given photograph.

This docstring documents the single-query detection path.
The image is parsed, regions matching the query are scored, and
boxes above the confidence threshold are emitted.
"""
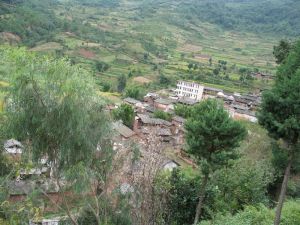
[10,0,281,95]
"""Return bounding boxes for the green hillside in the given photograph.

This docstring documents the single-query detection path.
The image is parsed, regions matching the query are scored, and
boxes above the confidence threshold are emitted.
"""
[0,0,299,93]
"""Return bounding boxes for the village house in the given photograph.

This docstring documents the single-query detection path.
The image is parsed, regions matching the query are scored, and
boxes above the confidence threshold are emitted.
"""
[177,97,198,106]
[175,80,204,101]
[162,160,180,171]
[123,97,145,113]
[113,121,136,141]
[203,86,223,98]
[135,114,172,128]
[141,126,173,142]
[154,98,175,112]
[4,139,23,157]
[144,92,159,106]
[8,179,60,203]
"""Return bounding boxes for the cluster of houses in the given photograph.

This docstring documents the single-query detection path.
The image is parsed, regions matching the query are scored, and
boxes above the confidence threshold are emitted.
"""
[110,79,262,157]
[109,80,262,171]
[2,80,262,224]
[174,80,260,122]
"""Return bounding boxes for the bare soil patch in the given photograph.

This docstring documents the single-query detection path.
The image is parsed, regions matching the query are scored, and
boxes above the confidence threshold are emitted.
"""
[0,32,21,43]
[30,42,63,52]
[133,76,152,84]
[79,48,96,59]
[178,43,203,52]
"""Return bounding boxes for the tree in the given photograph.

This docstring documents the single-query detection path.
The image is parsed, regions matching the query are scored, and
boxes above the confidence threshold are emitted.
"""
[257,40,300,225]
[153,110,172,121]
[209,58,212,66]
[112,104,135,128]
[125,86,145,101]
[165,169,201,225]
[117,74,127,93]
[95,61,109,72]
[174,104,193,118]
[188,63,194,71]
[273,40,293,64]
[213,68,220,76]
[159,74,171,86]
[1,47,112,224]
[199,200,300,225]
[185,99,246,224]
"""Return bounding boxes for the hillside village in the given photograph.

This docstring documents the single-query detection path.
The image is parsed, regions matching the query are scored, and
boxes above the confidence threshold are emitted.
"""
[2,79,264,224]
[1,0,300,225]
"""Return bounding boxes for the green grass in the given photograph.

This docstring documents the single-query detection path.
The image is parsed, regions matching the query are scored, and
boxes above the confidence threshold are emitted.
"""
[26,0,281,94]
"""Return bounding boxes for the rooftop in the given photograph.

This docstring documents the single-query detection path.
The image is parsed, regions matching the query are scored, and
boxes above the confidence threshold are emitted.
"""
[123,97,141,105]
[113,121,135,138]
[172,116,186,124]
[137,114,172,126]
[204,86,223,92]
[154,98,175,105]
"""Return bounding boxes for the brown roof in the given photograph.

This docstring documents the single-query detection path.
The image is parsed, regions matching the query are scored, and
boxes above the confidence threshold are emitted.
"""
[137,114,172,126]
[172,116,186,124]
[113,122,135,138]
[154,98,175,105]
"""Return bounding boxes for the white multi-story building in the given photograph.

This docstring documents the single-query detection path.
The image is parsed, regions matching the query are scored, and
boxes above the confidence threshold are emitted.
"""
[175,80,204,101]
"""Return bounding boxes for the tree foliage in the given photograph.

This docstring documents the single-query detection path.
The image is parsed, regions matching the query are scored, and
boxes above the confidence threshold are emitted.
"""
[1,47,111,171]
[199,200,300,225]
[185,99,246,224]
[112,104,135,128]
[174,104,193,118]
[153,110,172,122]
[258,40,300,225]
[117,74,127,93]
[186,99,246,170]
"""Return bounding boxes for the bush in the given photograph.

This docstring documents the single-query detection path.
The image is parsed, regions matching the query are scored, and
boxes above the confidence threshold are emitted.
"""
[153,110,172,121]
[124,86,145,101]
[112,104,135,128]
[199,200,300,225]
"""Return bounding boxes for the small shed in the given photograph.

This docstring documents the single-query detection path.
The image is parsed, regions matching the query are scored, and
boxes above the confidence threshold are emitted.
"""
[4,139,23,154]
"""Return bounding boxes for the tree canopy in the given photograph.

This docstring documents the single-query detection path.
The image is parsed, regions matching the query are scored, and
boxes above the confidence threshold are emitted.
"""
[1,47,111,171]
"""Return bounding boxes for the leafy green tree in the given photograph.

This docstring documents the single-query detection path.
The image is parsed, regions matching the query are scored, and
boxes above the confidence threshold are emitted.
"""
[125,86,145,100]
[101,82,111,92]
[257,40,300,225]
[209,58,212,66]
[95,61,109,72]
[1,48,112,225]
[174,104,193,118]
[185,99,246,224]
[165,169,200,225]
[3,49,110,171]
[273,40,293,64]
[199,200,300,225]
[208,159,274,215]
[153,110,172,121]
[213,68,220,76]
[188,63,194,71]
[112,104,135,128]
[117,74,127,93]
[159,74,171,86]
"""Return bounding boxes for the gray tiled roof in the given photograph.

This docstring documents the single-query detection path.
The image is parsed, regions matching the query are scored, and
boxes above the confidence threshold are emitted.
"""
[137,114,172,126]
[113,121,135,138]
